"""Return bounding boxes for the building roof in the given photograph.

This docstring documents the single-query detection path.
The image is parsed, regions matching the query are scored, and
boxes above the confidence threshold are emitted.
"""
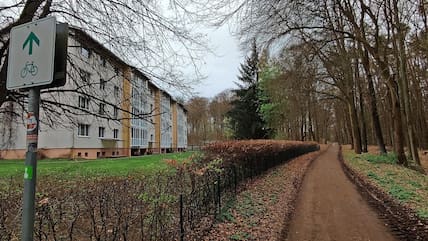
[70,26,128,69]
[69,26,179,100]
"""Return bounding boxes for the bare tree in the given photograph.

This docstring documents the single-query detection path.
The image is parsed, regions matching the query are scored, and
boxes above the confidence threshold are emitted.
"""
[208,89,233,140]
[0,0,208,127]
[186,96,209,145]
[204,0,427,166]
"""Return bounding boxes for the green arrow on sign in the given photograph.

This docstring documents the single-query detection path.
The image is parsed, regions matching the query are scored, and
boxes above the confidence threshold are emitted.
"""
[22,32,40,55]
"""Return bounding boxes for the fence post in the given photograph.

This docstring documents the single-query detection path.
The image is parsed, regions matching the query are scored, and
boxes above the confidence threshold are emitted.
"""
[213,181,217,216]
[233,166,237,196]
[180,194,184,241]
[217,175,221,212]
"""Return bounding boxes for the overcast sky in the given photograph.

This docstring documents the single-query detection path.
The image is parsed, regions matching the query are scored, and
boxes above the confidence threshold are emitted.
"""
[192,25,243,98]
[0,0,242,99]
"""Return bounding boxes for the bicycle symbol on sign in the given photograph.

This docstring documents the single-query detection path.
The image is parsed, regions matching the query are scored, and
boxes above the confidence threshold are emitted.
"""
[20,61,38,78]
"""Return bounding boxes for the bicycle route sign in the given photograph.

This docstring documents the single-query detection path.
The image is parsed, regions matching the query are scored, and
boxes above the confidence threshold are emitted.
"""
[7,17,56,90]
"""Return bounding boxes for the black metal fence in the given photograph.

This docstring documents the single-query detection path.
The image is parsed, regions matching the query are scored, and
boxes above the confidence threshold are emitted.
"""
[0,143,319,241]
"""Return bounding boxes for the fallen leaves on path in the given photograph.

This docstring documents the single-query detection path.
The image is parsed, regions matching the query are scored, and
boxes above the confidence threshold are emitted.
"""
[201,148,325,241]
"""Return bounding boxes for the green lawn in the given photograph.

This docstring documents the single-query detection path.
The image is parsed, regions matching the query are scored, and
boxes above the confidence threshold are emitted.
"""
[0,152,195,179]
[343,150,428,219]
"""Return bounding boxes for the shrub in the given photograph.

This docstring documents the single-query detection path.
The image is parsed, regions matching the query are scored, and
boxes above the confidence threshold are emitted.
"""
[0,140,319,241]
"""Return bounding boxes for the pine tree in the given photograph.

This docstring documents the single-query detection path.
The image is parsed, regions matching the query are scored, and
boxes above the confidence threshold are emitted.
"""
[227,42,269,139]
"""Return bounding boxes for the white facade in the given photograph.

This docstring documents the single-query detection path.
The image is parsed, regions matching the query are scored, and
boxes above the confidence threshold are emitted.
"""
[1,32,124,154]
[160,92,172,149]
[0,27,187,159]
[177,105,188,149]
[65,35,124,152]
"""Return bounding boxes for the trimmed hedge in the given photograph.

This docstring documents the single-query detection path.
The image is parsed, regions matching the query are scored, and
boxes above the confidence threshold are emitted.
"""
[0,140,319,241]
[202,140,319,175]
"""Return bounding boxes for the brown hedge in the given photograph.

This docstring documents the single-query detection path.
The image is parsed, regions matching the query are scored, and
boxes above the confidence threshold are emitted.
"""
[202,140,319,169]
[0,140,319,241]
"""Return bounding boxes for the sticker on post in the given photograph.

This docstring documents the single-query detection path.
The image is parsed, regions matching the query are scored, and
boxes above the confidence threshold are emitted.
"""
[26,112,37,132]
[27,143,37,152]
[27,134,38,141]
[24,166,33,180]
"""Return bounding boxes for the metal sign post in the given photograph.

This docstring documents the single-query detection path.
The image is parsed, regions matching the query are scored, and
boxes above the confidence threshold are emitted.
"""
[22,88,40,241]
[6,16,68,241]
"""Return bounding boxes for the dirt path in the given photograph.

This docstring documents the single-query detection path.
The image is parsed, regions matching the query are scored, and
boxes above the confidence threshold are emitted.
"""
[285,144,398,241]
[201,150,324,241]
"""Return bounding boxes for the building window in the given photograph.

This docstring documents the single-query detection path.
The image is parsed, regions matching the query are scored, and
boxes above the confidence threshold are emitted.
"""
[113,129,119,139]
[99,103,105,115]
[98,127,105,138]
[101,57,107,67]
[100,79,106,90]
[78,124,90,137]
[114,86,120,97]
[113,106,119,119]
[80,69,91,82]
[78,96,90,109]
[81,46,91,58]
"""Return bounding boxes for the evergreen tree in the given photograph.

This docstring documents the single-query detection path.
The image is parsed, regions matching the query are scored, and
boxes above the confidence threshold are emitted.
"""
[227,42,269,139]
[258,64,283,138]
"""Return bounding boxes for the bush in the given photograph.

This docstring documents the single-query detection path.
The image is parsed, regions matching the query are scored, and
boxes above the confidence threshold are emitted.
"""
[360,152,397,164]
[0,140,319,241]
[201,140,319,176]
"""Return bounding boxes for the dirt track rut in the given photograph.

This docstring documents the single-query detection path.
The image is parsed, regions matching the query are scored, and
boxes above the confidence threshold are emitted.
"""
[285,144,398,241]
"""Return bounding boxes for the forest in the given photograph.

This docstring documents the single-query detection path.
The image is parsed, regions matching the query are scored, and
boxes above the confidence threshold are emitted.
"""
[187,0,428,169]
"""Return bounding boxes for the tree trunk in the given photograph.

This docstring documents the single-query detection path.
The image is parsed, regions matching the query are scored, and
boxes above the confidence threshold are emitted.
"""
[408,57,428,149]
[313,109,320,142]
[300,114,305,141]
[371,49,408,165]
[355,59,368,153]
[392,7,421,165]
[308,109,315,141]
[361,48,387,154]
[344,106,354,148]
[390,0,419,166]
[390,81,408,166]
[358,89,368,153]
[348,101,362,154]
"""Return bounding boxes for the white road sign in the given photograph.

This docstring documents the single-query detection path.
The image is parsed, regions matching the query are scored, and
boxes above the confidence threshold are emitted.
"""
[7,17,56,90]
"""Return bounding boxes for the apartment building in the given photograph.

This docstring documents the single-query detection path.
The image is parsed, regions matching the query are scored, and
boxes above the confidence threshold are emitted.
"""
[0,27,187,159]
[160,91,173,152]
[177,103,188,151]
